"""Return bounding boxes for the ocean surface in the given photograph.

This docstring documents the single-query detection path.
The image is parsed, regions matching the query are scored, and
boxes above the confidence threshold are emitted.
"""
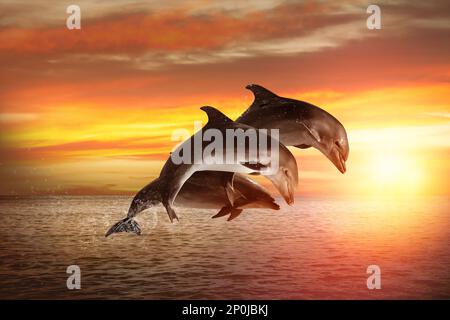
[0,196,449,299]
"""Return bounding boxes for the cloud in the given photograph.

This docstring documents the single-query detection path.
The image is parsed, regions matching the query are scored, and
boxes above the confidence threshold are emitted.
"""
[128,19,370,70]
[1,0,448,69]
[0,113,38,123]
[426,112,450,119]
[0,0,285,28]
[0,137,172,164]
[0,2,359,56]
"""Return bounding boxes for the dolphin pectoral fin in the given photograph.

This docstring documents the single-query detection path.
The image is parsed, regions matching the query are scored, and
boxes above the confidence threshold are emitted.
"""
[105,218,141,237]
[165,165,195,223]
[163,202,179,223]
[233,187,246,200]
[222,172,246,206]
[164,171,189,223]
[213,207,242,221]
[300,122,321,143]
[212,206,232,219]
[227,209,243,221]
[225,182,235,206]
[225,179,247,207]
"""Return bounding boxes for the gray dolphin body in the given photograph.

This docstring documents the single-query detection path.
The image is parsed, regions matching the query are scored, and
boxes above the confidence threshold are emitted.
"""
[174,172,280,214]
[105,171,279,237]
[106,106,298,236]
[238,84,349,173]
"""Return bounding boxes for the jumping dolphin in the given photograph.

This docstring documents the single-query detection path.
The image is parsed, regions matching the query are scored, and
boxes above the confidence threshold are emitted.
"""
[106,106,298,236]
[237,84,349,173]
[157,84,349,219]
[105,172,279,237]
[175,172,280,219]
[152,84,349,220]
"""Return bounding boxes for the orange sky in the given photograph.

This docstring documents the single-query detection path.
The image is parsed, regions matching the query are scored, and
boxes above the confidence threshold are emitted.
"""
[0,0,449,197]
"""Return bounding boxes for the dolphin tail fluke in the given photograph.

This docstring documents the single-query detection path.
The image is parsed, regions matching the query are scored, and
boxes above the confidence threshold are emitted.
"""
[105,218,141,237]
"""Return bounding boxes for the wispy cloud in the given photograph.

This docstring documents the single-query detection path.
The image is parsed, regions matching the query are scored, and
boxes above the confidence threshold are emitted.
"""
[426,112,450,119]
[0,112,38,123]
[0,2,360,58]
[131,20,370,69]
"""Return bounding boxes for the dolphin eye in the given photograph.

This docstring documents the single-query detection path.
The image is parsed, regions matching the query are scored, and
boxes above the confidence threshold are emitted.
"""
[335,141,341,149]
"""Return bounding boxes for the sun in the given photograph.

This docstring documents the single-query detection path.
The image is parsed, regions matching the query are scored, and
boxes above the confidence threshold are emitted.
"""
[373,154,407,184]
[370,150,424,196]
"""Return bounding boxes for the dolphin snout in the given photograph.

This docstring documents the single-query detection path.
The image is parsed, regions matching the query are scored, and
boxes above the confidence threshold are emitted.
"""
[327,146,347,174]
[266,174,295,206]
[284,193,295,206]
[338,150,346,174]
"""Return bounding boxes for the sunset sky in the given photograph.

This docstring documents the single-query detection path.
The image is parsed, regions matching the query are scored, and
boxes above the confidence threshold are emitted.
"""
[0,0,449,197]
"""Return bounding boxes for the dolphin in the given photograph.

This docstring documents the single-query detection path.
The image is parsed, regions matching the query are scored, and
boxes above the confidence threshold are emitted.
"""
[237,84,349,173]
[105,106,298,236]
[175,172,280,218]
[105,172,279,237]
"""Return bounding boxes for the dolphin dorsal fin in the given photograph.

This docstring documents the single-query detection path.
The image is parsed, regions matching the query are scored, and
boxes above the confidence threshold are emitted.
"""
[245,84,279,108]
[200,106,233,125]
